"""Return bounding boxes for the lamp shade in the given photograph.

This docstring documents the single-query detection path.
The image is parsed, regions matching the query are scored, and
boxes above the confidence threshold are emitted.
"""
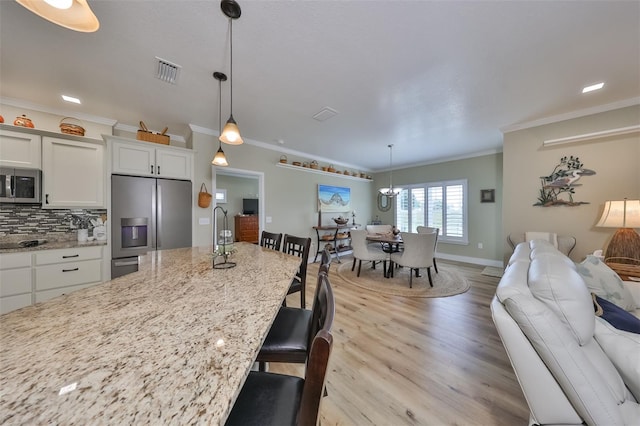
[212,146,228,166]
[220,116,243,145]
[17,0,99,32]
[596,199,640,228]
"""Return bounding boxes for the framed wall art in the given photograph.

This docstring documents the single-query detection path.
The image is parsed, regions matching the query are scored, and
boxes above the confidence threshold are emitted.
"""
[318,184,351,212]
[481,189,495,203]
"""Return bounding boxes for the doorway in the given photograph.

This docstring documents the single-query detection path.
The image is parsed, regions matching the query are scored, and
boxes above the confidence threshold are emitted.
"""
[212,166,265,246]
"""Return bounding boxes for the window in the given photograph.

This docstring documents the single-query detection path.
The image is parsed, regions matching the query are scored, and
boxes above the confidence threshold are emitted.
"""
[215,189,227,203]
[396,179,468,244]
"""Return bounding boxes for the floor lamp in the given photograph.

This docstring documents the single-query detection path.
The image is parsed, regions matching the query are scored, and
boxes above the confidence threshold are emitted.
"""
[596,198,640,263]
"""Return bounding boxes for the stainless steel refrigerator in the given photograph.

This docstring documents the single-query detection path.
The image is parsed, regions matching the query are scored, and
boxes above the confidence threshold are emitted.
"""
[111,174,192,278]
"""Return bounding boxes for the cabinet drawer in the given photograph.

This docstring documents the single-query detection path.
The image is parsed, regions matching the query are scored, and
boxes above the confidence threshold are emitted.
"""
[35,259,102,291]
[0,268,32,296]
[0,294,32,315]
[0,252,32,269]
[35,282,98,304]
[35,246,102,265]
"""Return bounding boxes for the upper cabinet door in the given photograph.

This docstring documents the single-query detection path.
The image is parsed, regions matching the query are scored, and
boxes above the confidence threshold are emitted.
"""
[155,149,192,180]
[112,141,156,177]
[0,129,41,169]
[42,137,105,209]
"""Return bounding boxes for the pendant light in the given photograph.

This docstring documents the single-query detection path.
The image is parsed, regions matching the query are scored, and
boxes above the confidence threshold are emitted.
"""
[16,0,99,32]
[378,144,402,197]
[219,0,243,145]
[212,72,229,167]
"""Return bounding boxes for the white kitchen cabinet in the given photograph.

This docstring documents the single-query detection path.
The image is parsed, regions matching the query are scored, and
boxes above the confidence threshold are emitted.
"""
[0,252,33,314]
[34,246,103,303]
[0,129,41,169]
[42,137,105,208]
[111,139,192,180]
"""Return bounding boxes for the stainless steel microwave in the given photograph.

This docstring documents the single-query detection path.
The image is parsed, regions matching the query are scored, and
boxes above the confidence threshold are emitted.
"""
[0,167,42,204]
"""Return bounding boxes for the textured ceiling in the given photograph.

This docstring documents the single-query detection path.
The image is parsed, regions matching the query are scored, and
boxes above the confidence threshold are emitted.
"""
[1,1,639,171]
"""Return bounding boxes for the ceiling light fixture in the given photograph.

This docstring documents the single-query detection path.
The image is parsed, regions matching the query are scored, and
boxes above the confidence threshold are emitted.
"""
[379,144,402,197]
[16,0,99,32]
[62,95,81,104]
[219,0,243,145]
[212,72,229,167]
[582,82,604,93]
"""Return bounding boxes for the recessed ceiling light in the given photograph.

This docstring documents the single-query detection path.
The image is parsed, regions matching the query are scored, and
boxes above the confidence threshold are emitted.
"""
[62,95,81,104]
[582,82,604,93]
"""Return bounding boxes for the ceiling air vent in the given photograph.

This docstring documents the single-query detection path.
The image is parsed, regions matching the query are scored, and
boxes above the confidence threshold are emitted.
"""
[312,107,338,122]
[155,57,181,84]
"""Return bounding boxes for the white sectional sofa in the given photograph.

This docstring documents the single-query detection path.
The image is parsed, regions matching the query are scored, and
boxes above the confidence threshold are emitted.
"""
[492,239,640,425]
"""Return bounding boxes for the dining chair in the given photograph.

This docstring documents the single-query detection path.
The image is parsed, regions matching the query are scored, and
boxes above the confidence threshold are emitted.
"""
[282,234,312,308]
[416,226,439,273]
[350,229,388,277]
[260,230,283,251]
[390,232,437,288]
[225,328,334,426]
[320,247,332,273]
[256,269,335,371]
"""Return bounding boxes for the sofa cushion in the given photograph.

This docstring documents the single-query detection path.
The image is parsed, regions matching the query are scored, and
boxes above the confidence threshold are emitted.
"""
[594,317,640,402]
[577,256,636,312]
[504,294,627,426]
[528,253,594,345]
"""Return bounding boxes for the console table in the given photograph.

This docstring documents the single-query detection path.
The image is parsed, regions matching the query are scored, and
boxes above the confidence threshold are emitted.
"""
[312,224,359,262]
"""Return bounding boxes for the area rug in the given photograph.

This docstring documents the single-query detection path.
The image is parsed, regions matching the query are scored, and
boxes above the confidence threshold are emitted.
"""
[481,266,505,278]
[335,260,470,298]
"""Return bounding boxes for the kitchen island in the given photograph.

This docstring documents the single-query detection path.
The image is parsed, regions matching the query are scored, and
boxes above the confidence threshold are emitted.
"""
[0,243,300,424]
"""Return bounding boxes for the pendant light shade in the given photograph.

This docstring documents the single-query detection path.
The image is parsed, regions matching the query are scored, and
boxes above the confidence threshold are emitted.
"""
[219,0,243,145]
[212,72,229,167]
[379,144,402,197]
[17,0,99,32]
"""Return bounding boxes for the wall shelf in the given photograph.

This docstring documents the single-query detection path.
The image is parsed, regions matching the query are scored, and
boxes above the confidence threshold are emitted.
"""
[276,162,372,182]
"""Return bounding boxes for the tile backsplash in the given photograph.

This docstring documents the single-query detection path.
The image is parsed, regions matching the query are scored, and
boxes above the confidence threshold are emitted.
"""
[0,205,107,235]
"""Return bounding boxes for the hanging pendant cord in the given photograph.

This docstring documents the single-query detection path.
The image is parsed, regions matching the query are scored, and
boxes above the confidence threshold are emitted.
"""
[229,19,233,114]
[218,78,222,144]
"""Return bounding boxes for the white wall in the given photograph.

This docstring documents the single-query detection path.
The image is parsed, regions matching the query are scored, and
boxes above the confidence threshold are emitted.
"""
[502,105,640,262]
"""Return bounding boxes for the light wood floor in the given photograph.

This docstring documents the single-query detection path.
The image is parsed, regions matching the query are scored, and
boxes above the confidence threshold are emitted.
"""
[273,256,530,425]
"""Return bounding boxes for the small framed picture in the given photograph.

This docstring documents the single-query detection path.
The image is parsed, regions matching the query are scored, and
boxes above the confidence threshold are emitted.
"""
[481,189,495,203]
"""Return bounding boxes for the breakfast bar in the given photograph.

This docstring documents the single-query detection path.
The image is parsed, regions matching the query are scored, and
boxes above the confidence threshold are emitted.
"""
[0,243,300,424]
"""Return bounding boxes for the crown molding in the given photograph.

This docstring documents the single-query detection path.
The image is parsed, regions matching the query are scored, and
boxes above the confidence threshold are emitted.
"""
[500,97,640,134]
[0,96,117,126]
[188,123,371,172]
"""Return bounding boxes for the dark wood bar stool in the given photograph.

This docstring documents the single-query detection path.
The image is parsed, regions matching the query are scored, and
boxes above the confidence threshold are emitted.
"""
[282,234,311,308]
[260,230,283,251]
[226,273,335,426]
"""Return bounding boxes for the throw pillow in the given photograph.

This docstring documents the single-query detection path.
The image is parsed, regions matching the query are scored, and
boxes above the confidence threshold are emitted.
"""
[576,255,636,311]
[592,294,640,334]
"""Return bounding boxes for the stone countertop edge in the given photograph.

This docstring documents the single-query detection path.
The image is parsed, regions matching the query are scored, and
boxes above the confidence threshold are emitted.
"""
[0,236,107,254]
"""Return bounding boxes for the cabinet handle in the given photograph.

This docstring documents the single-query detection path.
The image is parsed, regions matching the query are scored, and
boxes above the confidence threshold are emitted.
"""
[62,267,79,272]
[151,165,154,174]
[62,254,80,259]
[45,194,49,204]
[157,166,160,174]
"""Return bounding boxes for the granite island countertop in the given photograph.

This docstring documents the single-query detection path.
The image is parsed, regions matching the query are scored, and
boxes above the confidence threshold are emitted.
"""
[0,243,300,424]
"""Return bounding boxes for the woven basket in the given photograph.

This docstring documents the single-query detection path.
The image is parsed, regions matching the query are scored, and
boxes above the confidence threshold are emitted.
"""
[59,117,85,136]
[605,257,640,280]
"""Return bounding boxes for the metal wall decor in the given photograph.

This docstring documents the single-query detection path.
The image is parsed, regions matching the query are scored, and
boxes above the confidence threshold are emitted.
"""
[534,155,596,207]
